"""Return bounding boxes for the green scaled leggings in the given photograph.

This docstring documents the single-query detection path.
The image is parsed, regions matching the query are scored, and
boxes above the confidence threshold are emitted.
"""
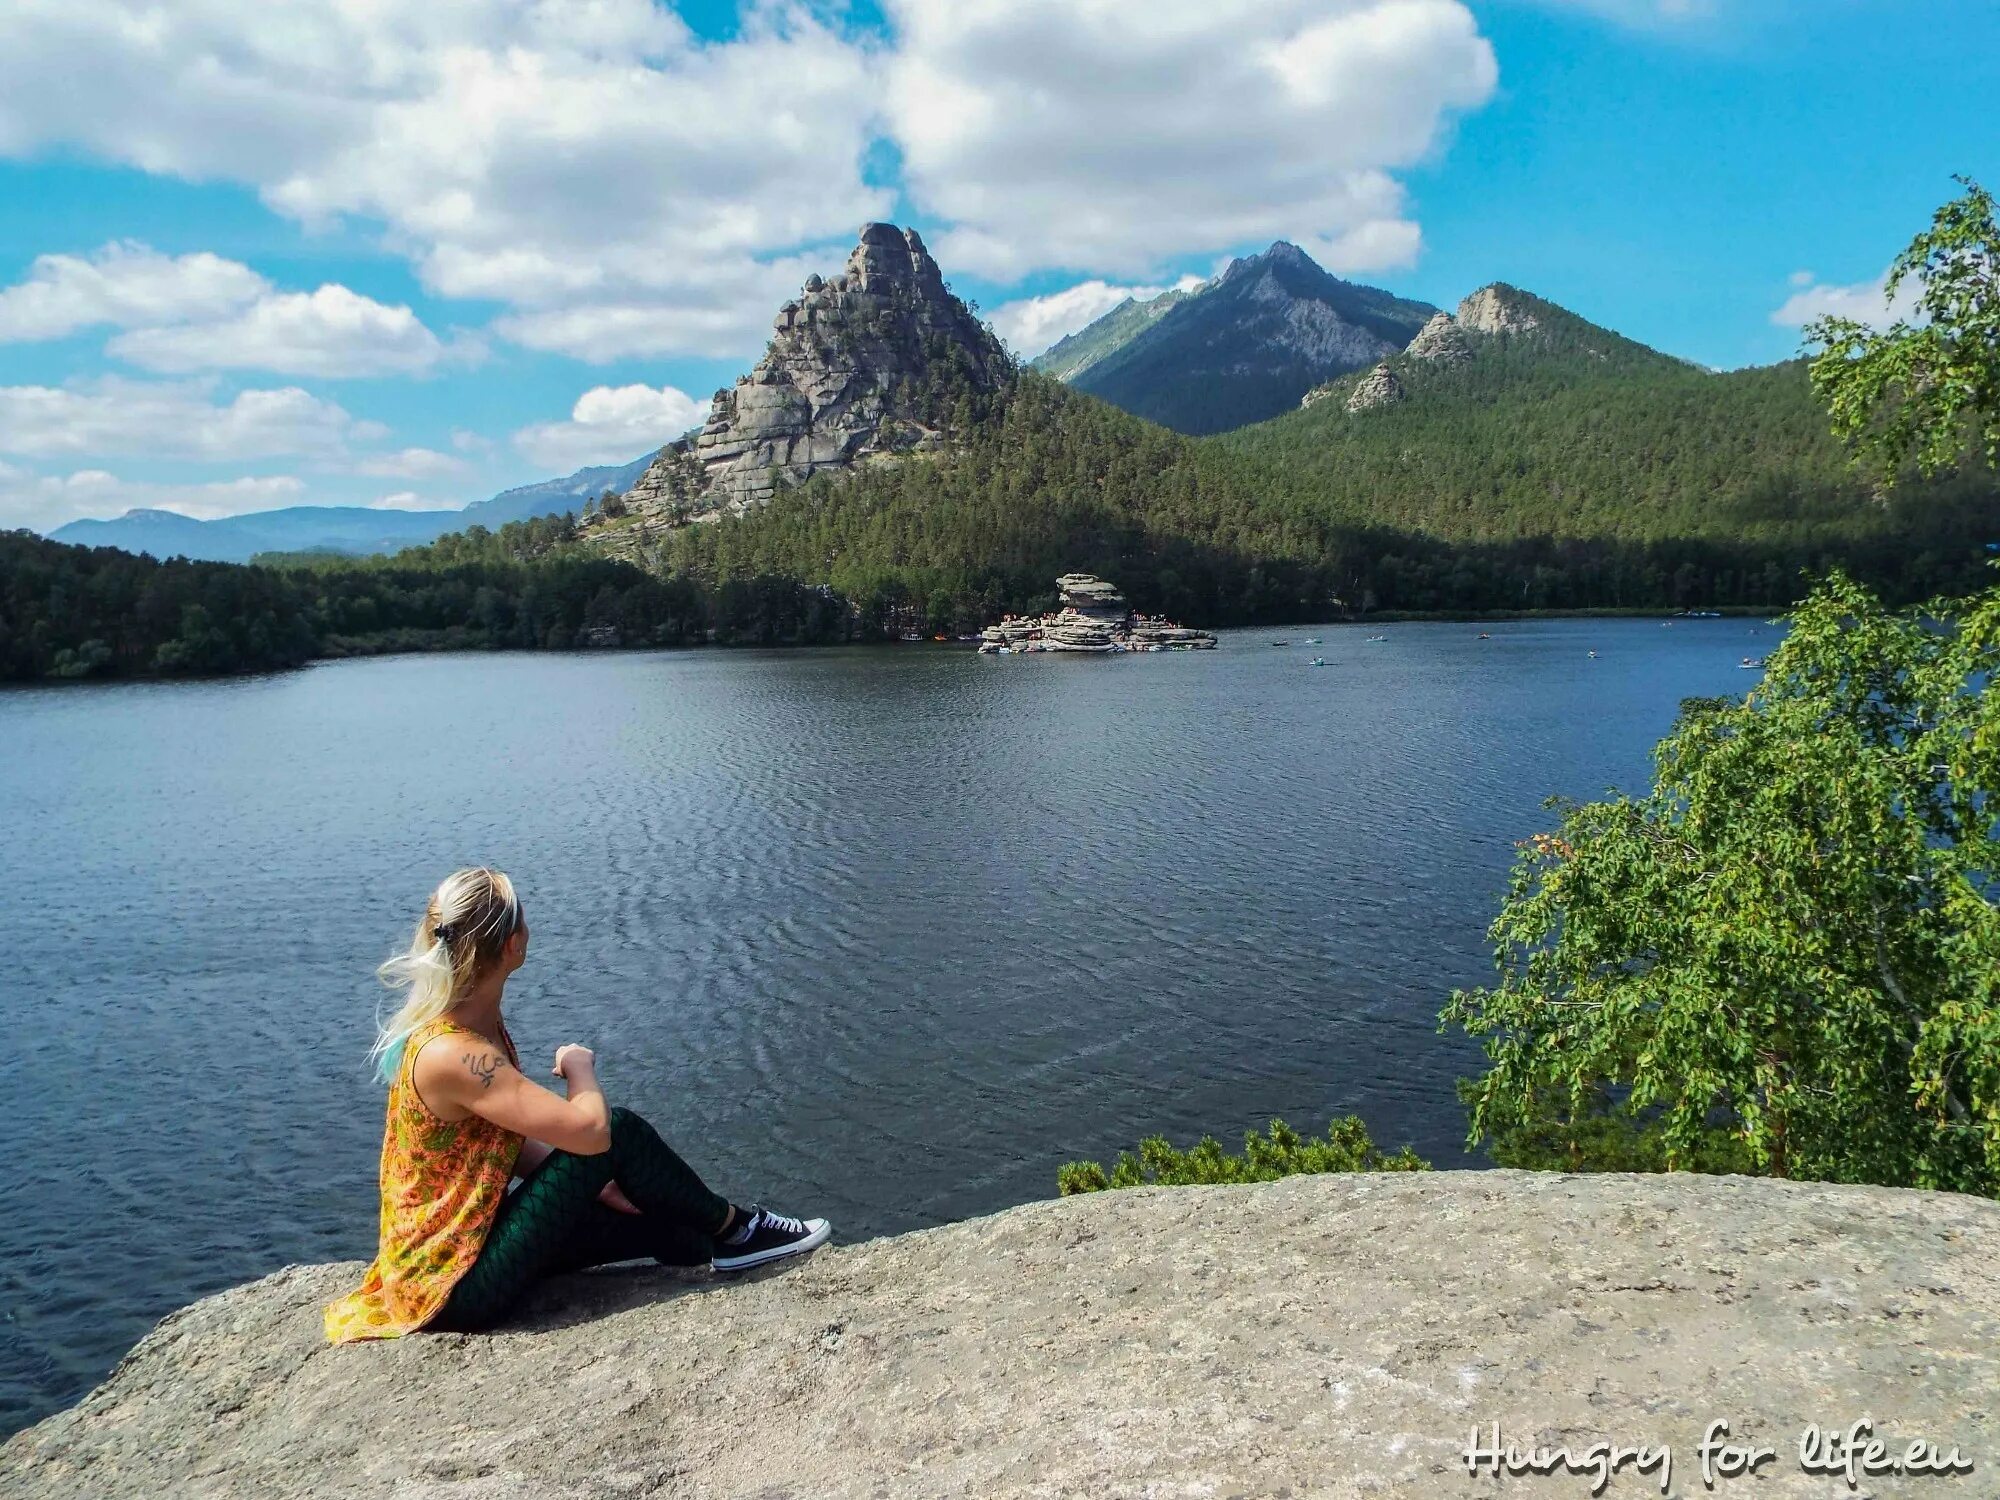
[430,1105,732,1332]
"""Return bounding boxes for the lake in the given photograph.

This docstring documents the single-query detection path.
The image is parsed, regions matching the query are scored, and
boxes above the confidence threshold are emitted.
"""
[0,614,1779,1433]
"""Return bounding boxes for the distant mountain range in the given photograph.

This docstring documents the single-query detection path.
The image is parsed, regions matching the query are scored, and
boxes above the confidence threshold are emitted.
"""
[1030,242,1437,434]
[629,270,1996,624]
[45,453,656,564]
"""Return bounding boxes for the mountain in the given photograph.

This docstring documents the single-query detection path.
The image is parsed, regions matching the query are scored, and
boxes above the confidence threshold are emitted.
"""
[587,223,1013,552]
[43,452,654,564]
[46,505,449,564]
[1212,281,1983,561]
[1029,242,1437,435]
[458,453,656,529]
[1032,289,1192,382]
[637,277,1995,624]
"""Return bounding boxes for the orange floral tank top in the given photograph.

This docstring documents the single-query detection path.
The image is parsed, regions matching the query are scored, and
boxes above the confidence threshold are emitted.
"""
[324,1016,523,1343]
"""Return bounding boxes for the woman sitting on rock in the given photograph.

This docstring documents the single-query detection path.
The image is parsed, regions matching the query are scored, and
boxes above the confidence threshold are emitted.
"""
[325,866,829,1343]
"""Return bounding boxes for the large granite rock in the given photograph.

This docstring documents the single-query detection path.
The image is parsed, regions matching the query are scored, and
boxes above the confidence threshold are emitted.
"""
[588,225,1012,551]
[1405,311,1475,364]
[1457,284,1542,336]
[1344,362,1406,412]
[979,574,1217,653]
[6,1172,1994,1499]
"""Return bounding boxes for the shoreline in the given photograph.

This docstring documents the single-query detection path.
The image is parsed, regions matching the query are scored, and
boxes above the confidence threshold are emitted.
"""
[1,607,1787,690]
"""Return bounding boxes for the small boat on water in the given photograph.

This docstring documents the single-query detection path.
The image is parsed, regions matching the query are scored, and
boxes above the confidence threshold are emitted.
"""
[900,631,923,642]
[1302,637,1321,645]
[1309,657,1328,667]
[1366,634,1387,643]
[1476,632,1492,640]
[1740,656,1764,669]
[1270,640,1291,647]
[1588,650,1599,658]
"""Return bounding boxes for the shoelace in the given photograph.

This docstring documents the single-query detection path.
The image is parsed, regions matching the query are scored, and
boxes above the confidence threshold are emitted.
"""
[756,1208,807,1236]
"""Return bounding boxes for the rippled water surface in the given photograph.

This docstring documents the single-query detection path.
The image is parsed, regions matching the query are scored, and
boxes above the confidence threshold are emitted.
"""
[0,616,1779,1432]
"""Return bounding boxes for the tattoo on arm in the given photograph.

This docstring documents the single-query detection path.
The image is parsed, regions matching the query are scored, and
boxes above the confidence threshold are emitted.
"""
[462,1051,502,1090]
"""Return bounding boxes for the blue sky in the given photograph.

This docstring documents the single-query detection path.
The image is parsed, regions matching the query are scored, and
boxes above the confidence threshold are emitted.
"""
[0,0,1992,532]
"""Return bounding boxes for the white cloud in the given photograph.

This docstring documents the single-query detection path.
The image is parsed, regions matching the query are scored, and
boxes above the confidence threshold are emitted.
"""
[0,377,364,461]
[882,0,1497,280]
[2,468,306,531]
[108,284,449,377]
[491,248,839,361]
[355,447,469,480]
[0,241,454,376]
[0,242,267,342]
[0,2,888,362]
[365,489,460,511]
[1294,220,1425,275]
[512,384,705,472]
[0,3,1504,353]
[989,275,1206,357]
[1771,268,1923,331]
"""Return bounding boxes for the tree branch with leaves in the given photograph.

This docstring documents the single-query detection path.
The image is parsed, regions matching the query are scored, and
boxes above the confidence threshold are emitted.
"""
[1805,176,2000,487]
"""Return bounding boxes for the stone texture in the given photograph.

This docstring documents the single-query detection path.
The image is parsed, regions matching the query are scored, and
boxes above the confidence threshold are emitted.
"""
[585,224,1012,553]
[7,1172,1996,1499]
[1456,284,1541,336]
[1404,311,1474,365]
[979,574,1217,653]
[1345,362,1406,412]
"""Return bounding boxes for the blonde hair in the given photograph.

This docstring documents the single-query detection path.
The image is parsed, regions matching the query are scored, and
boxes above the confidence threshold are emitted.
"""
[371,867,523,1083]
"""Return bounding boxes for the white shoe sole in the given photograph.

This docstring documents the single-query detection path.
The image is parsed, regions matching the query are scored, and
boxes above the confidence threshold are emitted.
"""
[712,1218,832,1272]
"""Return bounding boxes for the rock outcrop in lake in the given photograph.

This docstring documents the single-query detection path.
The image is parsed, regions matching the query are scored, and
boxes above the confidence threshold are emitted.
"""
[585,224,1013,552]
[6,1171,1995,1498]
[979,573,1217,652]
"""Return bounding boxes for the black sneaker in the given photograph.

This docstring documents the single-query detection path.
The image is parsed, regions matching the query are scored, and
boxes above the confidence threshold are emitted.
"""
[712,1205,832,1272]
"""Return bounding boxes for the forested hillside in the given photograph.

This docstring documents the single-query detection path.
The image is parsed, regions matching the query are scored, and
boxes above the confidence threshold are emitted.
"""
[1225,286,1994,547]
[624,365,1994,630]
[0,520,849,681]
[10,286,1995,682]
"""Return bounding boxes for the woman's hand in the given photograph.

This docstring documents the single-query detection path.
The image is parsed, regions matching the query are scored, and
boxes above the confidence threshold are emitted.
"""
[598,1180,641,1216]
[552,1044,596,1080]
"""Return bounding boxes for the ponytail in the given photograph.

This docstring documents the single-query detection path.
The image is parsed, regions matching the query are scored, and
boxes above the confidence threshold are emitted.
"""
[370,867,522,1084]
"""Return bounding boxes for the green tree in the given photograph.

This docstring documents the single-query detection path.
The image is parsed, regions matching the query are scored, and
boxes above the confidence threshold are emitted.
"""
[1057,1117,1428,1195]
[1806,177,2000,486]
[1443,571,2000,1193]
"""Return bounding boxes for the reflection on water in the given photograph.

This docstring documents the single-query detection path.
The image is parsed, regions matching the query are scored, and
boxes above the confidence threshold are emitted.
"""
[0,614,1778,1431]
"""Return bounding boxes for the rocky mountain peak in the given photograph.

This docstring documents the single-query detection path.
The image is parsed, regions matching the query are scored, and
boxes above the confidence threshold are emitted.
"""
[588,223,1012,543]
[1344,362,1405,412]
[1456,284,1541,336]
[1404,311,1474,364]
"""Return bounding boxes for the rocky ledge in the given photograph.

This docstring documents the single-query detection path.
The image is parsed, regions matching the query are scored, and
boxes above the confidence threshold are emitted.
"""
[5,1172,1996,1499]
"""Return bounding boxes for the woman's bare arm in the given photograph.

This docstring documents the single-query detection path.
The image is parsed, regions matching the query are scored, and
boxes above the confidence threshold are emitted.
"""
[414,1036,611,1155]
